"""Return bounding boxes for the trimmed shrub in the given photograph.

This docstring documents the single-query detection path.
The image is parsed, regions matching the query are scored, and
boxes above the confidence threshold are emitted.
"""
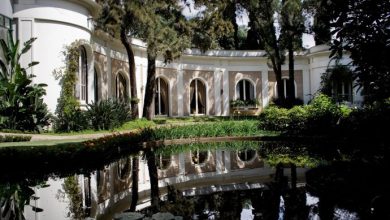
[258,105,290,131]
[258,94,354,135]
[305,94,342,133]
[87,99,131,130]
[54,107,88,132]
[288,105,308,131]
[0,135,32,142]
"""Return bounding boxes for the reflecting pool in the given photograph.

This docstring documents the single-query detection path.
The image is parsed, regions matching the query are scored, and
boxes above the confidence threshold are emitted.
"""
[0,140,388,219]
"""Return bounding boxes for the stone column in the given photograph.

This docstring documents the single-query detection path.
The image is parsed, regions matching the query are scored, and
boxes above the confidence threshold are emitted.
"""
[177,61,184,116]
[261,68,269,108]
[214,68,222,116]
[222,67,230,116]
[302,68,310,104]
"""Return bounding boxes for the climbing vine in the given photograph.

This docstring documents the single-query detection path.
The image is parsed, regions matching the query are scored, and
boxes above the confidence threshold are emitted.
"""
[53,40,88,132]
[62,176,86,220]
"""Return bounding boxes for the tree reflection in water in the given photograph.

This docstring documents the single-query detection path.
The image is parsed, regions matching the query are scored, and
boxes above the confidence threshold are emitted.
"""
[0,181,45,220]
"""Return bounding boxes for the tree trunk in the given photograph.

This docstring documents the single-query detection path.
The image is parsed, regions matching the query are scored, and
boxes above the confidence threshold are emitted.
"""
[142,52,156,120]
[120,22,139,119]
[265,3,285,106]
[129,157,139,211]
[287,38,296,105]
[146,151,160,211]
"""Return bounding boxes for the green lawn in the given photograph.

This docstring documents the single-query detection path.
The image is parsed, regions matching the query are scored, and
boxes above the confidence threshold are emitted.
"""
[36,116,256,136]
[0,138,89,147]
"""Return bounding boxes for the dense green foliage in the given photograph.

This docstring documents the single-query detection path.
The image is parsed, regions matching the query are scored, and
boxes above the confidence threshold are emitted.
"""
[304,0,332,45]
[62,176,86,219]
[0,181,44,219]
[0,135,31,143]
[96,0,139,118]
[328,0,390,103]
[230,99,259,108]
[87,99,131,130]
[53,41,132,132]
[259,94,390,137]
[0,31,51,132]
[259,94,346,133]
[142,120,270,141]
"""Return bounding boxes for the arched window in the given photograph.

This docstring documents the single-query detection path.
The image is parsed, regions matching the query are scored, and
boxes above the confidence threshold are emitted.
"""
[275,78,297,99]
[156,154,171,170]
[116,73,127,102]
[155,77,169,116]
[237,149,257,162]
[190,79,206,115]
[191,150,208,165]
[332,79,352,103]
[236,79,255,101]
[117,157,131,180]
[79,46,88,102]
[94,68,99,103]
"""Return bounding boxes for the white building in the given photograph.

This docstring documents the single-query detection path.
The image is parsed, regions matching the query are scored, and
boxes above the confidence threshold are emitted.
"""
[1,0,363,119]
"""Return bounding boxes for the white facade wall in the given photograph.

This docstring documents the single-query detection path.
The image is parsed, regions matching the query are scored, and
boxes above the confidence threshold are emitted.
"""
[12,0,96,112]
[7,0,363,118]
[0,0,13,61]
[0,0,13,18]
[24,178,70,220]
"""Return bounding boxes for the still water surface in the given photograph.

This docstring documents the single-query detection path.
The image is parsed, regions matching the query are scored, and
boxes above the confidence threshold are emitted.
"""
[0,140,387,219]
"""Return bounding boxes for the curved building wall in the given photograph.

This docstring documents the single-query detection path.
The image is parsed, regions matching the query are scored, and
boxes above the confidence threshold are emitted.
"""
[12,0,95,112]
[0,0,12,18]
[8,0,363,119]
[0,0,13,61]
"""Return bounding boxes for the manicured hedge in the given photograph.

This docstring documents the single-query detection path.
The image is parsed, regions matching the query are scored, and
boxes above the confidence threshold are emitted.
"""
[0,135,32,143]
[259,94,390,137]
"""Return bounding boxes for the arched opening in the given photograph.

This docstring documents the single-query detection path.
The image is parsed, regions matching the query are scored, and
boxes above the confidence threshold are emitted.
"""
[116,72,127,102]
[236,79,255,101]
[191,150,209,165]
[237,149,257,162]
[155,77,169,116]
[156,154,171,170]
[321,64,353,103]
[332,80,352,103]
[79,46,88,102]
[190,79,206,115]
[117,157,131,180]
[275,78,297,99]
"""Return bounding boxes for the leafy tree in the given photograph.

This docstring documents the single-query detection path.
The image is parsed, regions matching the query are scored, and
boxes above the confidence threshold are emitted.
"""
[280,0,304,104]
[303,0,332,45]
[329,0,390,103]
[98,1,191,120]
[0,31,51,132]
[245,0,304,107]
[247,0,286,105]
[137,1,191,120]
[96,0,139,118]
[0,181,45,219]
[245,11,265,50]
[194,0,243,50]
[188,7,234,52]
